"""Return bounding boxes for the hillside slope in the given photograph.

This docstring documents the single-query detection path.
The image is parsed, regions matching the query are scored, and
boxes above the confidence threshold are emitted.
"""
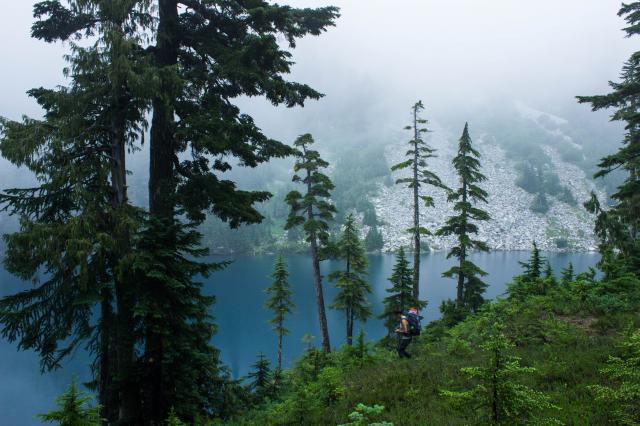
[229,258,640,425]
[374,103,607,252]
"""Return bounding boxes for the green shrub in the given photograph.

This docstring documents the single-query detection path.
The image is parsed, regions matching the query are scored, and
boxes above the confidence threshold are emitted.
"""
[441,326,562,425]
[37,379,102,426]
[589,328,640,425]
[338,403,393,426]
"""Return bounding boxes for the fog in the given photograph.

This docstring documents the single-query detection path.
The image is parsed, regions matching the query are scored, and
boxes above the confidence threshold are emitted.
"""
[0,1,634,190]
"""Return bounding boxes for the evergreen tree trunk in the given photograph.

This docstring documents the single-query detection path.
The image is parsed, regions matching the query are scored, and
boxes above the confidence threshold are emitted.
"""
[98,289,113,425]
[412,108,421,301]
[457,182,467,306]
[149,0,178,221]
[306,167,330,352]
[457,248,465,305]
[277,327,283,370]
[310,231,330,353]
[346,308,353,346]
[115,284,136,422]
[146,0,179,423]
[109,114,137,423]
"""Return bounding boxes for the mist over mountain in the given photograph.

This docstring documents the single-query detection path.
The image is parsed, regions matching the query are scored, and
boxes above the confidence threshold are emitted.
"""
[0,0,630,252]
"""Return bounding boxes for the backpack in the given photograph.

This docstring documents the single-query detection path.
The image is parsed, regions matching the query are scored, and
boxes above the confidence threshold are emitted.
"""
[404,312,422,336]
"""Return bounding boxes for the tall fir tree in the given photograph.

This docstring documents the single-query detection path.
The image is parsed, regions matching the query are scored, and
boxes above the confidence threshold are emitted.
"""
[379,247,426,335]
[143,3,338,421]
[265,256,295,370]
[0,1,154,422]
[2,1,339,423]
[329,213,372,346]
[285,133,336,353]
[436,123,490,312]
[391,101,447,301]
[578,2,640,275]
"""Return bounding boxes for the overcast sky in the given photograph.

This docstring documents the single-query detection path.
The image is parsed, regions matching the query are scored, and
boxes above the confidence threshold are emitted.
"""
[0,1,635,147]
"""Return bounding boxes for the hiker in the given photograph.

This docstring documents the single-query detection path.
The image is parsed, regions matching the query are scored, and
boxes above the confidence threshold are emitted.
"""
[394,307,422,358]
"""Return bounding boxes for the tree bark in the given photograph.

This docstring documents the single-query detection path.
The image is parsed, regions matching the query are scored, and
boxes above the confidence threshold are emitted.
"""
[346,250,353,345]
[98,288,113,425]
[457,180,467,306]
[310,231,331,353]
[277,327,283,370]
[109,110,137,424]
[306,168,331,353]
[346,308,353,346]
[146,0,179,423]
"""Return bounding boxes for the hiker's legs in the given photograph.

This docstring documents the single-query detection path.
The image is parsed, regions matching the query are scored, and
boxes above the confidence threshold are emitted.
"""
[397,336,412,358]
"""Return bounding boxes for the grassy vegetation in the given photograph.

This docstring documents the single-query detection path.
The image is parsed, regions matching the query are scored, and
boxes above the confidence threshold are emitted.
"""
[226,260,640,425]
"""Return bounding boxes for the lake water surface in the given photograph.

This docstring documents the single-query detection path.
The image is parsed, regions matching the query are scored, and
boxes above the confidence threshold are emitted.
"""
[0,251,599,424]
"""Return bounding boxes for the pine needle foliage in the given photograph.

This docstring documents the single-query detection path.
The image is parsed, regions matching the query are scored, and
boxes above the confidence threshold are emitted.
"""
[330,214,372,346]
[560,262,574,286]
[589,328,640,425]
[4,1,339,423]
[37,379,102,426]
[519,241,545,280]
[265,256,295,370]
[0,1,154,421]
[166,408,188,426]
[391,101,447,300]
[285,133,336,353]
[436,123,490,312]
[578,2,640,275]
[248,353,273,403]
[441,326,562,425]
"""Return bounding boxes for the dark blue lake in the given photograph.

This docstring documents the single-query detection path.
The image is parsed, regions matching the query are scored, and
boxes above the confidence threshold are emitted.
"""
[0,251,599,424]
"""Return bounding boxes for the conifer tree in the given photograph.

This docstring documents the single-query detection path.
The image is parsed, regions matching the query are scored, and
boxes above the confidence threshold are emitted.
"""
[130,221,229,423]
[560,262,574,286]
[541,261,557,294]
[265,256,295,370]
[285,134,336,353]
[364,226,384,252]
[519,241,544,279]
[248,353,273,402]
[143,3,338,420]
[544,261,553,279]
[166,408,188,426]
[441,326,560,425]
[1,2,153,421]
[436,123,490,311]
[508,243,549,299]
[37,379,102,426]
[379,247,426,334]
[2,1,339,423]
[329,214,372,346]
[391,101,447,300]
[270,368,285,398]
[578,2,640,274]
[354,328,369,367]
